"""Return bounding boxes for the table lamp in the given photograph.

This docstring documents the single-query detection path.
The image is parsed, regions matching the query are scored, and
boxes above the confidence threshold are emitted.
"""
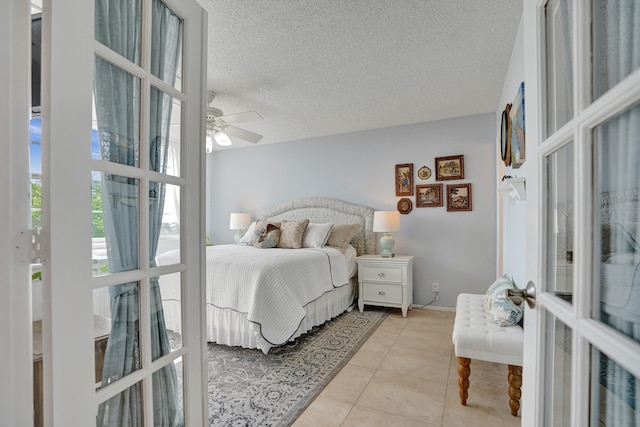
[229,213,251,242]
[372,210,401,257]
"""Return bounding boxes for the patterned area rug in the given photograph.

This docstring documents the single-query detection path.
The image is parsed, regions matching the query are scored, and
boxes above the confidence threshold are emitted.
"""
[207,307,388,426]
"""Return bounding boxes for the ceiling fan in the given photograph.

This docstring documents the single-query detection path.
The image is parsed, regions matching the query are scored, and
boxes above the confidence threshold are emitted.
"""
[205,91,263,151]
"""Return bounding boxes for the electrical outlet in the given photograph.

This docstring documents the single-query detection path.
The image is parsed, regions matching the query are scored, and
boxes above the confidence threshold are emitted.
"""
[432,282,439,292]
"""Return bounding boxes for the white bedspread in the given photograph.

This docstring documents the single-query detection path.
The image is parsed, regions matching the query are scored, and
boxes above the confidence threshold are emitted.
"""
[157,244,351,348]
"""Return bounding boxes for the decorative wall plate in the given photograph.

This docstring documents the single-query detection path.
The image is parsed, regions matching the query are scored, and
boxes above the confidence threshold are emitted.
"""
[418,166,431,180]
[501,103,512,167]
[397,198,413,215]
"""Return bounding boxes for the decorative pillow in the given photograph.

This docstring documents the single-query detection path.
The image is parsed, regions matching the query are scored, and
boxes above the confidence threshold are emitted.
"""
[278,219,310,249]
[254,223,281,248]
[326,223,361,253]
[239,221,257,244]
[302,223,334,248]
[485,275,523,327]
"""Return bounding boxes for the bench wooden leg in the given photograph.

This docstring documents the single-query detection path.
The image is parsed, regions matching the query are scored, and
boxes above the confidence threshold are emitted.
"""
[508,364,522,416]
[457,357,471,406]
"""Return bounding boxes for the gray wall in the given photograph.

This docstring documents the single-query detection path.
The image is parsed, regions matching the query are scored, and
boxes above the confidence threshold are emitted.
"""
[206,113,498,308]
[496,13,527,288]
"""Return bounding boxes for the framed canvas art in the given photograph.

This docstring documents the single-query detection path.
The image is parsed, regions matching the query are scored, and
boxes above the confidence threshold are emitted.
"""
[510,82,525,168]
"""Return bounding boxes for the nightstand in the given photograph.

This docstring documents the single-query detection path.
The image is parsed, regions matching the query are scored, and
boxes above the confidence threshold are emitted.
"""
[356,255,414,317]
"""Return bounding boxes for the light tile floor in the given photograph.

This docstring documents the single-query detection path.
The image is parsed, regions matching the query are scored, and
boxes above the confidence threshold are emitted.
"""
[292,308,522,427]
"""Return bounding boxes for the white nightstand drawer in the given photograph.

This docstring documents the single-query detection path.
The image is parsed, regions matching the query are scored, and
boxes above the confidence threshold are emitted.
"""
[360,265,402,283]
[362,283,402,304]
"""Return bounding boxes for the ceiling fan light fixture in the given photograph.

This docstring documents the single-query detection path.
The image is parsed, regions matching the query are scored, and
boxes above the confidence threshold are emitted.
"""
[205,135,214,153]
[214,130,232,146]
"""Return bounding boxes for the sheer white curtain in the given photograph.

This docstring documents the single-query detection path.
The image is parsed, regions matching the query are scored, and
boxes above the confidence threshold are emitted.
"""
[593,1,640,424]
[94,0,183,425]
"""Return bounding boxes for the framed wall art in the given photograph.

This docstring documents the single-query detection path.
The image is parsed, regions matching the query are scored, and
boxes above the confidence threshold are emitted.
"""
[510,82,525,168]
[417,165,431,180]
[397,197,413,214]
[416,184,443,207]
[395,163,414,196]
[446,183,472,212]
[435,155,464,181]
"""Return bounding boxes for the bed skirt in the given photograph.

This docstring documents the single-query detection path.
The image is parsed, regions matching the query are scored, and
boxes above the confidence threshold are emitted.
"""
[207,278,356,354]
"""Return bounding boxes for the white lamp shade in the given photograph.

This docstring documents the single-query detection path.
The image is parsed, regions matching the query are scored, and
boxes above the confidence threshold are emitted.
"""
[229,213,251,230]
[372,211,401,232]
[214,131,232,146]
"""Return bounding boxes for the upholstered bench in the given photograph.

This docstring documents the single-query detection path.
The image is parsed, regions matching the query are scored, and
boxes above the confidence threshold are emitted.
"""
[452,293,524,416]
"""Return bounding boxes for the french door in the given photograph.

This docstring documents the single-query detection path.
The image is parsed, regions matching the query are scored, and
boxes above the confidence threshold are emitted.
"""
[3,0,208,424]
[522,0,640,426]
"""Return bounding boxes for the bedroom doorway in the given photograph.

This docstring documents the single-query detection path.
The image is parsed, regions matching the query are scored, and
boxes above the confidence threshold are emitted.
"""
[521,1,640,426]
[4,0,209,424]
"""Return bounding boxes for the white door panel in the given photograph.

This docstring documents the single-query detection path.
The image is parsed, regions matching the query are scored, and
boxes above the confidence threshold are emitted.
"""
[24,0,208,425]
[522,1,640,426]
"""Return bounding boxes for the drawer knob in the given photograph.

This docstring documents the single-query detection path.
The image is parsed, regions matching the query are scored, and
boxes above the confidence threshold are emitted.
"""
[378,272,385,277]
[379,291,386,296]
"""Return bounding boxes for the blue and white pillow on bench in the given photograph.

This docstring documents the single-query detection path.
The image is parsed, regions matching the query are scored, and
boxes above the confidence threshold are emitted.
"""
[485,275,524,327]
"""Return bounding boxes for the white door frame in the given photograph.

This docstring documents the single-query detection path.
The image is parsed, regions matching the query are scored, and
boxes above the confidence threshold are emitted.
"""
[521,1,544,425]
[0,0,35,425]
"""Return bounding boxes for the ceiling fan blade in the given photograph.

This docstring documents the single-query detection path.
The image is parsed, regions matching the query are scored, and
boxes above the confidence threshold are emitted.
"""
[221,110,263,124]
[225,125,263,144]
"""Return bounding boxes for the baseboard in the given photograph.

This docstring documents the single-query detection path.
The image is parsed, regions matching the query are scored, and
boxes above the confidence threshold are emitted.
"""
[412,304,455,312]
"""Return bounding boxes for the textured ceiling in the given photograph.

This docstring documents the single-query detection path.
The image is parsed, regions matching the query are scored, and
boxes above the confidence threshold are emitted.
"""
[198,0,523,150]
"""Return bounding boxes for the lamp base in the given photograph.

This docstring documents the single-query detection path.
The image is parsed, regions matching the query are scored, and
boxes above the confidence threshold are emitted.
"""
[234,230,245,243]
[379,233,395,258]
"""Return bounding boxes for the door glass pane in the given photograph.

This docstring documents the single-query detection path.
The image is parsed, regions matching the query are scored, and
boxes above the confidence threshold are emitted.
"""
[591,347,640,425]
[150,88,181,177]
[545,312,572,426]
[156,273,182,351]
[592,0,640,100]
[94,57,141,167]
[547,142,575,304]
[153,357,184,425]
[152,182,180,263]
[92,172,140,275]
[94,0,141,65]
[150,0,183,91]
[97,381,145,426]
[93,283,142,390]
[592,102,640,341]
[545,0,574,135]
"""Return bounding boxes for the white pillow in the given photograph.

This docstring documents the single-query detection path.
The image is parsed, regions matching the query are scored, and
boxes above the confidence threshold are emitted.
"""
[302,223,334,248]
[239,221,257,244]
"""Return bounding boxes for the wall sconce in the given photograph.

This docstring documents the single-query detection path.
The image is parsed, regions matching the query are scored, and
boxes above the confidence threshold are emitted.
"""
[229,213,251,242]
[372,210,401,257]
[498,176,526,201]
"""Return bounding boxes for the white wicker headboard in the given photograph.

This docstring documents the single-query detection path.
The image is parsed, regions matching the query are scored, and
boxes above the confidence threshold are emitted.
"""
[260,198,376,256]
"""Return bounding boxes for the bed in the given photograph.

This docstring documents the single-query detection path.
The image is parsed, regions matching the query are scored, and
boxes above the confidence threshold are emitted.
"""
[157,197,376,353]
